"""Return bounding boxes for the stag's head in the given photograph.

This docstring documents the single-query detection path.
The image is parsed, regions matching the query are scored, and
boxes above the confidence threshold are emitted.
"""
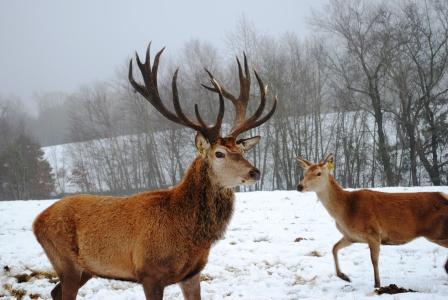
[129,44,277,188]
[296,154,334,193]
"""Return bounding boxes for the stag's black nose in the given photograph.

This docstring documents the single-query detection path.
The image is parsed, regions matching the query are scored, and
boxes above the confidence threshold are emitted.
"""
[297,184,304,191]
[249,168,260,180]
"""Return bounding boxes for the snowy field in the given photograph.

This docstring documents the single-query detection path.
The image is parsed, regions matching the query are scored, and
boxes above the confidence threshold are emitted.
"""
[1,187,447,299]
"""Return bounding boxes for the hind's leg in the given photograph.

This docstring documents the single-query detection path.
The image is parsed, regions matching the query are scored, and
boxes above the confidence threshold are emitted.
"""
[332,237,352,282]
[368,241,381,288]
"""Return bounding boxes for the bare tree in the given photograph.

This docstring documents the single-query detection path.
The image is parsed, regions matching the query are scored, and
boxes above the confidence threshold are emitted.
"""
[314,0,399,186]
[400,0,448,185]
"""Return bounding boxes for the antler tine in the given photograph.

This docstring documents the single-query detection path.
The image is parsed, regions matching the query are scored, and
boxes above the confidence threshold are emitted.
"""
[145,42,151,74]
[128,60,149,98]
[229,96,277,138]
[211,78,225,133]
[200,77,225,139]
[243,70,267,124]
[201,69,236,101]
[226,68,277,138]
[238,53,251,105]
[202,53,251,128]
[129,44,225,143]
[129,47,181,124]
[171,70,224,142]
[171,69,203,132]
[201,54,277,138]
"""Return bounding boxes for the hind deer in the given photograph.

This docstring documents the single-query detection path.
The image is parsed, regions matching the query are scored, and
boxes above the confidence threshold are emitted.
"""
[33,44,277,300]
[296,154,448,288]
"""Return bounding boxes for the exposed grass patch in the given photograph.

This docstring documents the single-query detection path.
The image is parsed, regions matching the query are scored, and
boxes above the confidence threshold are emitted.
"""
[307,250,322,257]
[200,273,214,282]
[3,265,59,284]
[253,236,270,242]
[13,270,59,284]
[294,237,308,242]
[292,275,317,285]
[3,283,26,300]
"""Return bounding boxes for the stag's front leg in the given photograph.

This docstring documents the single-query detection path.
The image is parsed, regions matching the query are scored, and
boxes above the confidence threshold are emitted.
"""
[179,273,201,300]
[141,277,165,300]
[368,241,381,288]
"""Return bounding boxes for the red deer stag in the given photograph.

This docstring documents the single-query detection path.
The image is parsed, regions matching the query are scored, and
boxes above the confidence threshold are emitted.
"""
[33,45,276,300]
[296,154,448,288]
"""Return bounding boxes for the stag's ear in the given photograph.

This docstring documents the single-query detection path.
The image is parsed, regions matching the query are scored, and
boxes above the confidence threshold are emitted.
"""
[322,153,335,171]
[195,132,210,155]
[296,157,312,170]
[236,136,261,152]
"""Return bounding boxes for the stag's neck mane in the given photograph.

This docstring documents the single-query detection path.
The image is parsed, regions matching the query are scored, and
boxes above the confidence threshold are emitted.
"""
[175,156,235,245]
[315,175,348,218]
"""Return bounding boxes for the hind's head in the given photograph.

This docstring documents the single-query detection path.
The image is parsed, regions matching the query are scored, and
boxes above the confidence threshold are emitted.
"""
[296,154,334,193]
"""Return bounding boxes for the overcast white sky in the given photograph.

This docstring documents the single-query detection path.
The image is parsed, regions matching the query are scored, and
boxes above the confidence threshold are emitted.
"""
[0,0,327,110]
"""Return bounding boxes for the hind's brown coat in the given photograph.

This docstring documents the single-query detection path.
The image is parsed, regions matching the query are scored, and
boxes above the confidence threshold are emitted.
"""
[298,157,448,288]
[321,177,448,245]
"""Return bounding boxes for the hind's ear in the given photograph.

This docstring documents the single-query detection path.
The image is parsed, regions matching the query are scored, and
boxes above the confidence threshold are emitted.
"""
[322,153,334,164]
[296,157,312,170]
[322,153,335,171]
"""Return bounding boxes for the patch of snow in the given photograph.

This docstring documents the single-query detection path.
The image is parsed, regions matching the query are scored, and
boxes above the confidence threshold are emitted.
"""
[1,187,447,299]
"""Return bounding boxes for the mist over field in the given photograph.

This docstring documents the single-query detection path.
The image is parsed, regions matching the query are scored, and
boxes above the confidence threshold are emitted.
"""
[0,0,448,299]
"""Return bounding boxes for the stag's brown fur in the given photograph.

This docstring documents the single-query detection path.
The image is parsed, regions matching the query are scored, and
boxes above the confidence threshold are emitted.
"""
[33,155,235,299]
[297,155,448,288]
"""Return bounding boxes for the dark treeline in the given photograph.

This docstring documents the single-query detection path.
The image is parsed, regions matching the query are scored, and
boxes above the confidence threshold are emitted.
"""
[1,0,447,199]
[0,99,54,200]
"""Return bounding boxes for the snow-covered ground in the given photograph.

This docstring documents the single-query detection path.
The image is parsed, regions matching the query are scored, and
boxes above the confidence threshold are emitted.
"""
[1,187,447,299]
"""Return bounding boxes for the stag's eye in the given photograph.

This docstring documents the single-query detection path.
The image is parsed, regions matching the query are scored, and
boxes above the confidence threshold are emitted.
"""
[317,172,321,176]
[215,151,225,158]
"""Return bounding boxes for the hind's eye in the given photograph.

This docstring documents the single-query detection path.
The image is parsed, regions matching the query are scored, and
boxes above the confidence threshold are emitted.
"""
[317,172,321,176]
[215,151,225,158]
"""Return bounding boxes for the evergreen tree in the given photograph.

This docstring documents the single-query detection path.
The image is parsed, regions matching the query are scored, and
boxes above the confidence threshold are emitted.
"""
[0,134,54,200]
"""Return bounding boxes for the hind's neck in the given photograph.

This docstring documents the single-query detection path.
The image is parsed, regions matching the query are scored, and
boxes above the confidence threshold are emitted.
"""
[315,175,348,219]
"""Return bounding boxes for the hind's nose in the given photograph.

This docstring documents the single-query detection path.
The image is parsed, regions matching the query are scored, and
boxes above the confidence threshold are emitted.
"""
[297,184,304,192]
[249,168,260,180]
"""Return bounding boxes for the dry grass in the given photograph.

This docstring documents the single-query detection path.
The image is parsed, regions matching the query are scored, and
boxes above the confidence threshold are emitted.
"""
[2,265,58,299]
[307,250,322,257]
[292,275,317,285]
[200,273,214,282]
[13,270,59,284]
[3,283,26,300]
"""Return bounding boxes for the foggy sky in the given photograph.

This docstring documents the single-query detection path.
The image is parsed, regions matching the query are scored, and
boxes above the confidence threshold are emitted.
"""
[0,0,327,111]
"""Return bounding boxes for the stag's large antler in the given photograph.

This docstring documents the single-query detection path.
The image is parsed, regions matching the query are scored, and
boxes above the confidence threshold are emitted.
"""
[129,43,225,143]
[202,54,277,138]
